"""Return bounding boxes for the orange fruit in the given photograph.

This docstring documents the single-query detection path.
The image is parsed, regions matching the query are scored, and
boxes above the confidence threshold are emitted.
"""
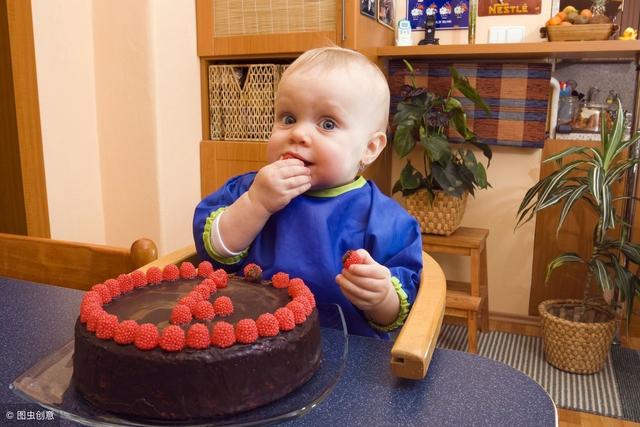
[548,16,562,26]
[580,9,592,18]
[560,21,573,26]
[557,11,567,21]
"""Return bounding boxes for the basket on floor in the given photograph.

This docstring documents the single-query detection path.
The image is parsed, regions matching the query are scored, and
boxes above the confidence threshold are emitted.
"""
[539,299,617,374]
[405,190,468,236]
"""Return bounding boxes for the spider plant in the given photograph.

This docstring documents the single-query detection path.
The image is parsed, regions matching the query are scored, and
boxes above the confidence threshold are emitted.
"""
[516,99,640,327]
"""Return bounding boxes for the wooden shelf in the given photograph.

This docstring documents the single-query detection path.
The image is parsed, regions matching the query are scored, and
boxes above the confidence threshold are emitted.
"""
[377,40,640,61]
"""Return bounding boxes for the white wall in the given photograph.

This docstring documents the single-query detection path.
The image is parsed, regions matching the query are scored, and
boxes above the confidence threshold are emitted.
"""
[32,0,200,254]
[32,0,106,243]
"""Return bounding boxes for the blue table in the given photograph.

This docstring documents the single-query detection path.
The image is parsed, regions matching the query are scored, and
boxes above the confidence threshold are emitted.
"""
[1,277,556,426]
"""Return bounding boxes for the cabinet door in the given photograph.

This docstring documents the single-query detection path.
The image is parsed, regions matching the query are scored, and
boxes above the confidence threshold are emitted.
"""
[197,0,341,58]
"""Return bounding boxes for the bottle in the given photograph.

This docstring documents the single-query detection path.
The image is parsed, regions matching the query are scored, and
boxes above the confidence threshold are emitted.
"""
[468,0,478,44]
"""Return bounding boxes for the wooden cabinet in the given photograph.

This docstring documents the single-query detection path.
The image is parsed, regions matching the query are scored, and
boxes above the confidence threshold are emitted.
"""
[196,0,393,59]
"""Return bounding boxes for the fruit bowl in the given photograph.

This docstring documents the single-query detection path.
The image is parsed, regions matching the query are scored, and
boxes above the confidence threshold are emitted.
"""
[540,23,616,41]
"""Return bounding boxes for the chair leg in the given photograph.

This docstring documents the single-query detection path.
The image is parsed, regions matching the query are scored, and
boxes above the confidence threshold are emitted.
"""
[467,312,478,354]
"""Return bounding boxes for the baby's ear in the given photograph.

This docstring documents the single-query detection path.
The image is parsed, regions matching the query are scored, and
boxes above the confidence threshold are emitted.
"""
[361,131,387,167]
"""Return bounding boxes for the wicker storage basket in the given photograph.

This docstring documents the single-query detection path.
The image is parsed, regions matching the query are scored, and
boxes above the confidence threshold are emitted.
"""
[213,0,335,37]
[209,64,286,141]
[545,23,615,41]
[405,190,468,236]
[539,299,617,374]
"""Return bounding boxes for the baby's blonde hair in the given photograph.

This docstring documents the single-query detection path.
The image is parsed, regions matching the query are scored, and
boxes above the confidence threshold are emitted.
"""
[281,47,390,132]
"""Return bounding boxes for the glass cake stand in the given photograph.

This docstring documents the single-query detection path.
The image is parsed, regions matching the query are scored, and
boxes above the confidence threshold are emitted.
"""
[11,304,348,427]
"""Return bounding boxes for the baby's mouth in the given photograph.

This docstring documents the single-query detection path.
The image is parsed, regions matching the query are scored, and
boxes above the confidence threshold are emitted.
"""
[282,153,312,167]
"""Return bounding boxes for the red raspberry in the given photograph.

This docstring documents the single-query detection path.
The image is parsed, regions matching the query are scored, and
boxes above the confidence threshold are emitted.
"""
[180,262,197,279]
[235,319,258,344]
[274,307,295,331]
[288,280,308,298]
[163,264,180,281]
[81,290,102,306]
[81,304,103,324]
[286,300,307,324]
[210,321,236,348]
[271,272,290,288]
[305,292,317,309]
[80,302,100,323]
[171,304,192,325]
[91,283,112,303]
[210,269,228,288]
[198,261,214,278]
[213,296,234,317]
[188,290,204,302]
[114,320,139,344]
[96,313,119,339]
[130,270,147,288]
[178,295,198,311]
[117,274,134,294]
[86,309,106,332]
[193,300,215,321]
[342,250,364,269]
[256,313,280,337]
[134,323,159,350]
[243,263,263,282]
[104,278,121,298]
[159,325,186,352]
[195,283,211,299]
[200,278,217,294]
[293,296,313,316]
[186,323,210,349]
[146,267,163,285]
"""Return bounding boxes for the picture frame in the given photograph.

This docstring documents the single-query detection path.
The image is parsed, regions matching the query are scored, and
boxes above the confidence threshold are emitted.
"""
[378,0,395,29]
[360,0,376,19]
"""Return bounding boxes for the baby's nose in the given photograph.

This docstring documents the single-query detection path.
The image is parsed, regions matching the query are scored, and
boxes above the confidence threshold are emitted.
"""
[290,123,312,145]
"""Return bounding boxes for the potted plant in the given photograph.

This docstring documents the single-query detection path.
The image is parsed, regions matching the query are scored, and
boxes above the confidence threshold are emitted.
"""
[516,100,640,373]
[391,61,492,235]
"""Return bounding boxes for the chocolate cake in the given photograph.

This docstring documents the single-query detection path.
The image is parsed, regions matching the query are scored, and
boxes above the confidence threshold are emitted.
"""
[72,262,321,420]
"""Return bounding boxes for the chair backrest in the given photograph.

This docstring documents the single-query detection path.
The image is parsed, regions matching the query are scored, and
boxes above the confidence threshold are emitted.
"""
[0,233,158,290]
[390,251,446,379]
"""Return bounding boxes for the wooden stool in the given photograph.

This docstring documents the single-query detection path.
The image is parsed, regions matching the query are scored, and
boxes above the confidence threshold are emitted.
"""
[422,227,489,353]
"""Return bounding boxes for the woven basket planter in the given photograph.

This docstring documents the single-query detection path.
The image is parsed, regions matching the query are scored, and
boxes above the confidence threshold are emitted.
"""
[405,190,468,236]
[538,299,617,374]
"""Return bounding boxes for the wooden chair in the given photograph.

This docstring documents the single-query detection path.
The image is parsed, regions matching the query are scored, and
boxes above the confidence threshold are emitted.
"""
[138,245,446,380]
[0,233,158,290]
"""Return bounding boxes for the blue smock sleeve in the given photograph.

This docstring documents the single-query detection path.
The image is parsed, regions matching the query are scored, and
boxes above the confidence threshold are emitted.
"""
[192,173,256,269]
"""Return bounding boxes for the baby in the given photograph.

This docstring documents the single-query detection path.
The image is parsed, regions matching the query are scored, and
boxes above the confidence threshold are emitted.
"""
[193,47,422,338]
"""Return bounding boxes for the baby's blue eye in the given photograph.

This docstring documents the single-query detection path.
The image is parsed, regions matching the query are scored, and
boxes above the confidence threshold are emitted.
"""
[320,119,336,130]
[282,115,295,125]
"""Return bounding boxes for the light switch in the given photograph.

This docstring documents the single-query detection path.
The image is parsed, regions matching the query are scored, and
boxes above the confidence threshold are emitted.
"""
[488,26,506,43]
[505,26,525,43]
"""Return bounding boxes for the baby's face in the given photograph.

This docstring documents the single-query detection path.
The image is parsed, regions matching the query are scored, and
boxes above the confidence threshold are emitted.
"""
[267,68,377,189]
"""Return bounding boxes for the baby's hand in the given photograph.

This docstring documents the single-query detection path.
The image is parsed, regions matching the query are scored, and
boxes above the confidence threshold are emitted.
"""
[248,158,311,214]
[335,249,394,312]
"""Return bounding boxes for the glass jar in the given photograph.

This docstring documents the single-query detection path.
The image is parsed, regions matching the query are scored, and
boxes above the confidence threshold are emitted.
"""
[557,96,580,125]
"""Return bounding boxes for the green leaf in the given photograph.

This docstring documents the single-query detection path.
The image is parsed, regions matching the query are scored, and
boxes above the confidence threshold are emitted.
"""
[398,161,424,192]
[603,99,625,168]
[546,253,584,282]
[468,139,493,164]
[449,66,491,115]
[421,134,452,164]
[393,121,417,157]
[543,146,589,164]
[444,97,463,112]
[556,184,588,235]
[450,109,474,140]
[593,259,611,290]
[431,162,465,197]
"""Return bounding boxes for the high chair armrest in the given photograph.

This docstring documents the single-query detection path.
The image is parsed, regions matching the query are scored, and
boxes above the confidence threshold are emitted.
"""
[390,252,446,380]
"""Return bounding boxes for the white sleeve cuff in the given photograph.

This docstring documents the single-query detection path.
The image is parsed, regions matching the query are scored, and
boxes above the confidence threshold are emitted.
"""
[209,210,244,257]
